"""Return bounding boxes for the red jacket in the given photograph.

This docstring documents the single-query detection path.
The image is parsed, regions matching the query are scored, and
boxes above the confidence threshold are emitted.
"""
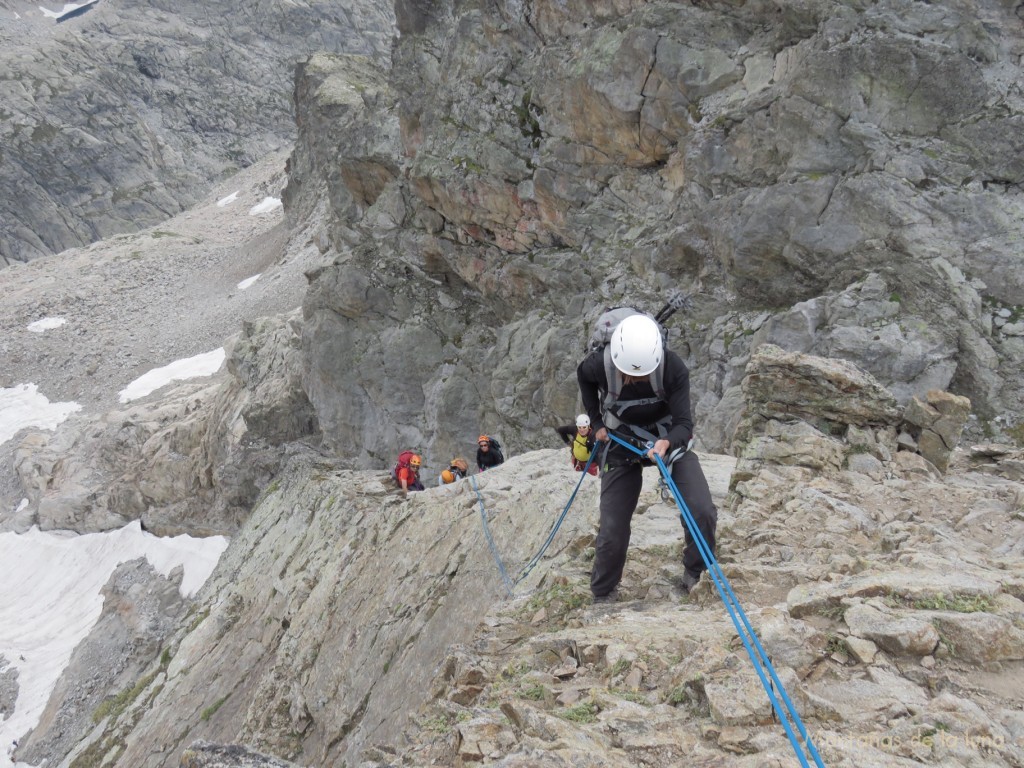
[395,465,419,488]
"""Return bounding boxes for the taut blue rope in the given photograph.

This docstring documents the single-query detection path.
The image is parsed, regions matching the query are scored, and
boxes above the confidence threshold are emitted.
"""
[607,431,825,768]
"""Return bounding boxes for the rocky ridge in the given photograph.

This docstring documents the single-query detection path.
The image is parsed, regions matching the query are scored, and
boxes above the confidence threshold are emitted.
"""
[0,151,325,526]
[13,341,1024,768]
[0,0,394,264]
[5,0,1024,765]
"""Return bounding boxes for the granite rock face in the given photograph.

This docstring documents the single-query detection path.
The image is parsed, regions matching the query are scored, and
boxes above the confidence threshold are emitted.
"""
[292,0,1024,465]
[28,367,1024,768]
[0,0,395,265]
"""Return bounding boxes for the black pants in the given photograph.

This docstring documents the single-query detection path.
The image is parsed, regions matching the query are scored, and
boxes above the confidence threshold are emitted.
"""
[590,450,718,597]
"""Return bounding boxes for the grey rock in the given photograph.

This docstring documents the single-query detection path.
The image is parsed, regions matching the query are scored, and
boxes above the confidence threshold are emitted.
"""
[844,603,940,657]
[179,742,303,768]
[0,656,18,723]
[13,310,318,536]
[900,390,972,472]
[0,0,395,265]
[740,344,902,430]
[926,612,1024,663]
[17,559,188,767]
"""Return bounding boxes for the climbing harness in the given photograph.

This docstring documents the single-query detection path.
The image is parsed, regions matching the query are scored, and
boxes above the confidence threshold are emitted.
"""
[471,449,596,598]
[607,431,826,768]
[655,437,695,501]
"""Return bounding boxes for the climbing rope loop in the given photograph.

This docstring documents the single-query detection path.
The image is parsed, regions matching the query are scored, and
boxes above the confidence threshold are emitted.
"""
[470,474,514,597]
[471,450,596,597]
[607,431,826,768]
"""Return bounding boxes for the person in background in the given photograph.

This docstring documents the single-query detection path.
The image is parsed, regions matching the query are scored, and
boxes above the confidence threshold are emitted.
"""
[476,434,505,472]
[393,452,425,495]
[438,457,469,485]
[555,414,599,476]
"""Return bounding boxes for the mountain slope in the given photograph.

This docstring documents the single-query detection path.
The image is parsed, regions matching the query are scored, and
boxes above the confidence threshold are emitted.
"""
[0,0,394,264]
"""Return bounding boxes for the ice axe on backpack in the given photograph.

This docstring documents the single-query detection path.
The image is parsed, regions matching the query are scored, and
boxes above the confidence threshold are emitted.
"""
[652,289,692,326]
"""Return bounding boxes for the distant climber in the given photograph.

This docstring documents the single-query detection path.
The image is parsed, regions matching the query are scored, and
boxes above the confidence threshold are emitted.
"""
[476,434,504,472]
[438,457,469,485]
[392,451,425,495]
[578,313,717,603]
[555,414,599,476]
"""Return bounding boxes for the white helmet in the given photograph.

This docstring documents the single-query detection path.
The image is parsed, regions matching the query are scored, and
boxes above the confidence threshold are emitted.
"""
[610,315,663,376]
[576,414,591,428]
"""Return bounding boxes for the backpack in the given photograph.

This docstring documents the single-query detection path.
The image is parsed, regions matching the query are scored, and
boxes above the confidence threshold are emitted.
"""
[391,450,418,482]
[587,292,690,431]
[485,437,504,463]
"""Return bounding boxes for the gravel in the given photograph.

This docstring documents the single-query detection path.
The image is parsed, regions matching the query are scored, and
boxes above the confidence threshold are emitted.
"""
[0,149,325,514]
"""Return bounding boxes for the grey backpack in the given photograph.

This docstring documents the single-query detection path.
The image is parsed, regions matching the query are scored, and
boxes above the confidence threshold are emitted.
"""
[587,293,691,430]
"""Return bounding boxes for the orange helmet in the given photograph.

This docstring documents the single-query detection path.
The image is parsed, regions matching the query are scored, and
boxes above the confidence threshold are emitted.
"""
[410,454,422,468]
[441,469,455,484]
[451,457,469,472]
[478,434,489,445]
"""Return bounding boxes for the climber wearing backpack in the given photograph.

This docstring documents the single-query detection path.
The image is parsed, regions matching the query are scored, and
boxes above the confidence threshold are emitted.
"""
[578,311,717,603]
[392,451,425,495]
[555,414,599,476]
[438,457,469,485]
[476,434,504,472]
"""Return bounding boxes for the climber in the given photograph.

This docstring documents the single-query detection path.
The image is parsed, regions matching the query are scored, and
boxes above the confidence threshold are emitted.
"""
[476,434,505,472]
[392,451,425,495]
[438,457,470,485]
[554,414,599,476]
[577,314,717,603]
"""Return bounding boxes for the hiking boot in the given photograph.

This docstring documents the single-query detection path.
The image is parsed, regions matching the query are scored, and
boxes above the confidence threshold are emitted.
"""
[678,570,701,594]
[592,588,619,605]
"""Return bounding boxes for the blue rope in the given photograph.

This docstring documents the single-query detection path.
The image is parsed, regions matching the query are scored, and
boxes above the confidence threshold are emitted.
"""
[607,432,825,768]
[471,450,596,596]
[470,475,514,596]
[511,449,595,586]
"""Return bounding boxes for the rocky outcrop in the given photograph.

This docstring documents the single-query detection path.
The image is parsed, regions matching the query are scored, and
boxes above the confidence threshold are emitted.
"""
[900,389,972,472]
[282,53,402,245]
[15,346,1024,768]
[0,0,395,265]
[18,559,189,767]
[0,656,17,724]
[180,742,302,768]
[731,343,901,484]
[50,448,609,768]
[290,0,1024,466]
[12,311,318,536]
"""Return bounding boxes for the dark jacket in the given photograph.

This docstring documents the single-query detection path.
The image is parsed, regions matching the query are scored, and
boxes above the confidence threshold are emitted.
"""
[476,444,504,472]
[577,348,694,449]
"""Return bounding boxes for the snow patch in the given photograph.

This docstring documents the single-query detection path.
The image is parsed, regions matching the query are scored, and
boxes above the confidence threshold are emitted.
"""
[237,274,261,290]
[118,348,226,403]
[0,522,227,767]
[248,197,282,215]
[38,1,94,19]
[26,317,66,333]
[0,385,81,447]
[216,191,239,207]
